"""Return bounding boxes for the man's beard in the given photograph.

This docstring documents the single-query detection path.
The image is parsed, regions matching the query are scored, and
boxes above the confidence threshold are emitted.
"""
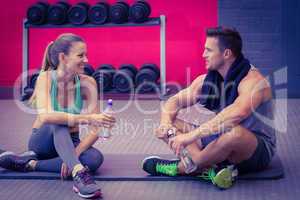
[208,60,225,71]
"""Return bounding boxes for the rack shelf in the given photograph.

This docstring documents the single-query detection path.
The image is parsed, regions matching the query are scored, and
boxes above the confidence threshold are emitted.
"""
[22,15,166,97]
[25,18,161,28]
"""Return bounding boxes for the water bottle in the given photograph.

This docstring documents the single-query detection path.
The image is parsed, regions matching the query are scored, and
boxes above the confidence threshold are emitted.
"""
[167,129,197,174]
[99,99,113,139]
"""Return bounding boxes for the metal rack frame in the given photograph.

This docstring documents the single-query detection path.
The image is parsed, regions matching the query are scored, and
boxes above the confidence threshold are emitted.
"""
[22,15,166,96]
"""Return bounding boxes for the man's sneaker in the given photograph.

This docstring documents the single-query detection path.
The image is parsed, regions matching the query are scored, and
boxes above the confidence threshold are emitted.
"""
[142,156,179,176]
[73,168,102,199]
[213,165,238,189]
[197,166,237,189]
[0,151,37,172]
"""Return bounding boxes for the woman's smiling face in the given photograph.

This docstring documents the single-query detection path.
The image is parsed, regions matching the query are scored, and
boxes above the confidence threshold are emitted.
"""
[63,41,88,75]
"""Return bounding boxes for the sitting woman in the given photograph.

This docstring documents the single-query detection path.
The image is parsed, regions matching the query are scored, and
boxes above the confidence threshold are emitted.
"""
[0,33,116,199]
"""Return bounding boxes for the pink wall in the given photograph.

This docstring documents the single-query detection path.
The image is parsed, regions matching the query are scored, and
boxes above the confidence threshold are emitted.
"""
[0,0,217,87]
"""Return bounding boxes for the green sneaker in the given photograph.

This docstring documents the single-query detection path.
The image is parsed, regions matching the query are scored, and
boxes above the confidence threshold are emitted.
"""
[197,166,236,189]
[142,156,179,176]
[213,167,234,189]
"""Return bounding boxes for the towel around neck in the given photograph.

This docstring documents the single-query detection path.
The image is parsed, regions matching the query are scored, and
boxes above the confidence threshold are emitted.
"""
[198,54,251,112]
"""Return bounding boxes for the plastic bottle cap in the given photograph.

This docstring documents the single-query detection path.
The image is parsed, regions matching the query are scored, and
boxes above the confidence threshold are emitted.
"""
[107,99,113,106]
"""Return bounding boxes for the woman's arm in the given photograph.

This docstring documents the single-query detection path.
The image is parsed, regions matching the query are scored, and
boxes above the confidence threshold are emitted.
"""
[74,75,115,156]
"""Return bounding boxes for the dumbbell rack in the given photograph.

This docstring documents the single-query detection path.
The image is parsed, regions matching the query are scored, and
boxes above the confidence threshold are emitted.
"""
[22,15,166,98]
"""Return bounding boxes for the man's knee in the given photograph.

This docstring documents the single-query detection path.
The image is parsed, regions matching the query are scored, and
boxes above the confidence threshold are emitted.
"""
[197,126,250,154]
[229,126,257,144]
[219,126,250,144]
[215,126,257,158]
[80,148,104,172]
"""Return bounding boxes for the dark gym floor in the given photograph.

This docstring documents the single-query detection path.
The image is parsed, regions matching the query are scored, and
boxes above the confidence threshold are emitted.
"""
[0,99,299,200]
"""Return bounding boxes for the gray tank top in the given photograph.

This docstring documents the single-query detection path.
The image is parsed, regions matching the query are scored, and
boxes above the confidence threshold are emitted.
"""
[240,99,276,157]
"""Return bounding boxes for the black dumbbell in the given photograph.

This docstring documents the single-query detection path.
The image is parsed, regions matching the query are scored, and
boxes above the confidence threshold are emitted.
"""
[93,64,115,92]
[88,2,110,24]
[68,2,90,25]
[21,70,40,101]
[135,63,160,93]
[110,1,130,24]
[48,1,70,25]
[29,71,40,89]
[159,83,182,100]
[21,86,35,101]
[113,64,137,93]
[129,0,151,23]
[27,2,49,25]
[83,63,95,76]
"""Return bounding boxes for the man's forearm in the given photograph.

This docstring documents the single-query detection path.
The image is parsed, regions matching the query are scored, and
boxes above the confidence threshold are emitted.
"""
[160,97,181,124]
[191,104,247,139]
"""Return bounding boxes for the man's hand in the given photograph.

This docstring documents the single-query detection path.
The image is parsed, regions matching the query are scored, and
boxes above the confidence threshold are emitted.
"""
[168,132,197,156]
[155,123,175,139]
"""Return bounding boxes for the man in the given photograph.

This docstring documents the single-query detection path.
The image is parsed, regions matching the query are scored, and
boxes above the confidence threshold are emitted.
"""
[142,27,276,188]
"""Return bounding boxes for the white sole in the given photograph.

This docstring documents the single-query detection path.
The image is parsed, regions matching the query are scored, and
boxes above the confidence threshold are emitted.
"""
[19,151,36,157]
[73,186,101,199]
[0,151,15,158]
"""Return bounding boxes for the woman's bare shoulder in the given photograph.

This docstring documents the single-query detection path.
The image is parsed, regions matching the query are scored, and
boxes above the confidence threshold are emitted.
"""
[79,74,97,85]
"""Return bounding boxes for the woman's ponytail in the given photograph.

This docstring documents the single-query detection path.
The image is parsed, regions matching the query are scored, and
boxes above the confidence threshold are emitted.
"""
[41,41,54,72]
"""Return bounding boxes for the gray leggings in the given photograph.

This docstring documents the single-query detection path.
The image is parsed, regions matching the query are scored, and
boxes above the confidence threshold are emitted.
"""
[28,124,103,173]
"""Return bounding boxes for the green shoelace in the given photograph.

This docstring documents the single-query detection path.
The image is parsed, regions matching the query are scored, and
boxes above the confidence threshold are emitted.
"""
[197,168,217,183]
[156,162,178,176]
[197,167,234,189]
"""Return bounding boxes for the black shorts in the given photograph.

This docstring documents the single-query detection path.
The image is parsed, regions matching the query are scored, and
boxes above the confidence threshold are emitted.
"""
[200,133,272,174]
[235,134,272,174]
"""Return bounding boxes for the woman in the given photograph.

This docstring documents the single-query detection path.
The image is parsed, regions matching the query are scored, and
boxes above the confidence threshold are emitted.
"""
[0,33,116,199]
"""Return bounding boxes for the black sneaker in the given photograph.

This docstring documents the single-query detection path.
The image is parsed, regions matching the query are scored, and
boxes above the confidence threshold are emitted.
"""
[73,168,102,199]
[142,156,180,176]
[0,151,37,172]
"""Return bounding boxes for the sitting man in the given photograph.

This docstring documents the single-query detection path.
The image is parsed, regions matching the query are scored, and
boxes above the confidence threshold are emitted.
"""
[142,27,276,188]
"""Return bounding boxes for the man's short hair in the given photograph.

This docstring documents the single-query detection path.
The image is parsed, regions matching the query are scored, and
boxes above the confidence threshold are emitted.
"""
[206,26,242,57]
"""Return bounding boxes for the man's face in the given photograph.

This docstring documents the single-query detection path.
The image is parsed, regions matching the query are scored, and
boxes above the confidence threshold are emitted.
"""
[202,37,225,71]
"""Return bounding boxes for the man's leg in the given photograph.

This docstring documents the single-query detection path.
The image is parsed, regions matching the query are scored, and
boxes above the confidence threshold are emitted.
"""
[162,118,205,174]
[166,119,258,174]
[143,119,257,189]
[189,125,258,171]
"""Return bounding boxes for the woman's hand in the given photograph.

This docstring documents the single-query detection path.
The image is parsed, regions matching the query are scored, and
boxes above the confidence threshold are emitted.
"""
[88,113,116,128]
[168,133,196,156]
[60,162,71,180]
